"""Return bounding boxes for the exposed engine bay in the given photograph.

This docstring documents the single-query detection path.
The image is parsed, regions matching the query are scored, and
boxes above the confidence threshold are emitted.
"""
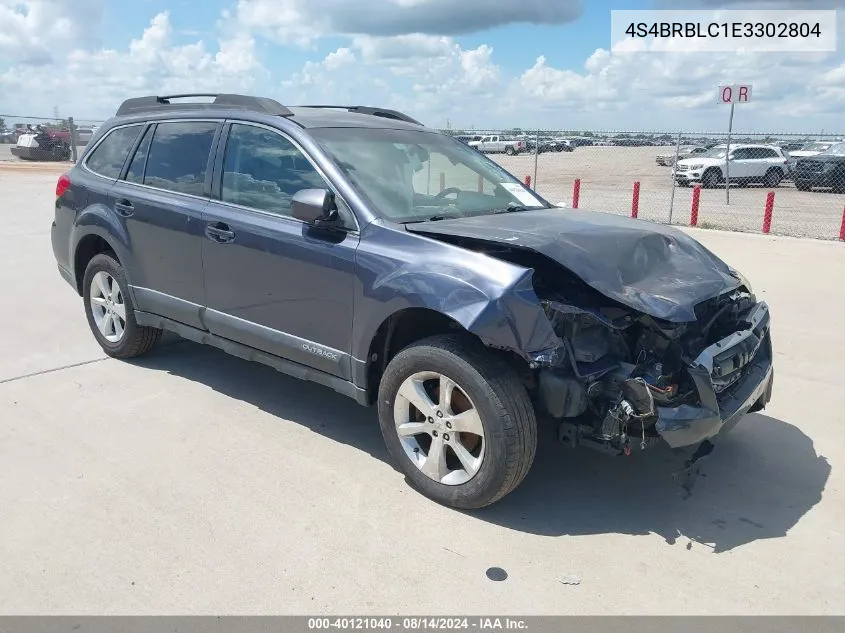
[535,286,757,454]
[455,239,769,457]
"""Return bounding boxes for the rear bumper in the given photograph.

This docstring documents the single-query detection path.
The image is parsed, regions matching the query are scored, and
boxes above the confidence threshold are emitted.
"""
[656,301,773,449]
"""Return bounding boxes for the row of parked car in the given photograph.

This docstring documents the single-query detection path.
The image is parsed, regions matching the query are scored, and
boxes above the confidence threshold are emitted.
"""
[661,141,845,192]
[453,134,587,155]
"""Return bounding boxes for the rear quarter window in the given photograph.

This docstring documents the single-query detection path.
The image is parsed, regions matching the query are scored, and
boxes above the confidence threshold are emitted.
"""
[85,125,143,179]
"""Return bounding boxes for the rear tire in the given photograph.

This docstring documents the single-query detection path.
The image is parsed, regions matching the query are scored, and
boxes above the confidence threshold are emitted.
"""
[763,168,783,188]
[505,146,515,156]
[832,170,845,194]
[82,253,161,359]
[377,334,537,509]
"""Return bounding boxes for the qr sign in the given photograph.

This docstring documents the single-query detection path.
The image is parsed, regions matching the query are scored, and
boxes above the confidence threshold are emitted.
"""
[718,84,753,104]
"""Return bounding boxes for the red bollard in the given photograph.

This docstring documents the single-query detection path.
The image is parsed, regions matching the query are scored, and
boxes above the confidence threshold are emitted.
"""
[439,172,445,193]
[763,191,775,234]
[477,174,484,193]
[631,180,640,219]
[839,206,845,241]
[690,184,701,226]
[524,175,531,188]
[572,178,581,209]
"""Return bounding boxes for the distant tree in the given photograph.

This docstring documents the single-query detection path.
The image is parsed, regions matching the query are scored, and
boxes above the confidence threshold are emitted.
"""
[0,117,5,130]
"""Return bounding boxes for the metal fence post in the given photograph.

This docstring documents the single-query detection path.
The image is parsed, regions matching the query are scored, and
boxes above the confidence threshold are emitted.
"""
[68,116,78,163]
[668,130,682,224]
[533,129,539,191]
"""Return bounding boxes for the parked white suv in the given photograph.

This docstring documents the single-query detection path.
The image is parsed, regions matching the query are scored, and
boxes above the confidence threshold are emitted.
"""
[674,144,788,188]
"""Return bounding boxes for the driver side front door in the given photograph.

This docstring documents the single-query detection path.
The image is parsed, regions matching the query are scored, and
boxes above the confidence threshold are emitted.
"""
[200,122,360,380]
[728,148,755,179]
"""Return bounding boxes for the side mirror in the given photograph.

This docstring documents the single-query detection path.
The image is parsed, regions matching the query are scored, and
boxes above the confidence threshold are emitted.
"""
[291,189,338,224]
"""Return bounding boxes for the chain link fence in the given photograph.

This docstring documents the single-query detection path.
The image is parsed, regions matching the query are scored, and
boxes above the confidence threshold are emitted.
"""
[2,113,845,241]
[443,129,845,241]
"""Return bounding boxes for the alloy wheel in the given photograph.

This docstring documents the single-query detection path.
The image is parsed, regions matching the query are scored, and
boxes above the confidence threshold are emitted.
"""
[393,371,485,485]
[89,271,126,343]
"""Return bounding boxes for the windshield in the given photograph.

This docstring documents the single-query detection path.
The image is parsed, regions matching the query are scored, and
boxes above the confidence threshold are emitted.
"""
[801,142,832,152]
[701,146,727,158]
[823,142,845,156]
[311,127,548,223]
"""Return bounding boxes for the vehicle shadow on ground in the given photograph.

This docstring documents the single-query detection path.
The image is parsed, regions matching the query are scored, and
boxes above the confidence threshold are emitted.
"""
[476,414,830,553]
[134,337,388,460]
[136,337,830,554]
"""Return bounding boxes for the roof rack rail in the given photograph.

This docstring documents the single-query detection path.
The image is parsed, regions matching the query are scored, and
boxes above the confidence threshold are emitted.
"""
[116,93,293,117]
[298,105,423,126]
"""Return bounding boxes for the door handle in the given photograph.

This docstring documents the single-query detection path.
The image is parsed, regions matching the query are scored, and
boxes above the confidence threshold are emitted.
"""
[205,223,236,243]
[115,199,134,217]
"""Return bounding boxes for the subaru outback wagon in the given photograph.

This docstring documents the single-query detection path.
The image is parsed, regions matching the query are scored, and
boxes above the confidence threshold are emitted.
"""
[52,94,774,508]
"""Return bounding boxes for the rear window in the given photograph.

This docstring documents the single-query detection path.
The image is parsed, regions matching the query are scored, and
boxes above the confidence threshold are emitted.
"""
[85,125,143,179]
[143,122,218,196]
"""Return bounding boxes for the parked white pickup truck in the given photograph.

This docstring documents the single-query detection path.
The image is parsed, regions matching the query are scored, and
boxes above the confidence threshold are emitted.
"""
[469,135,526,155]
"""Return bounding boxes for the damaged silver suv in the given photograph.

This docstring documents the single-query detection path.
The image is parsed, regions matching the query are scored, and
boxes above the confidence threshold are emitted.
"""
[53,94,773,510]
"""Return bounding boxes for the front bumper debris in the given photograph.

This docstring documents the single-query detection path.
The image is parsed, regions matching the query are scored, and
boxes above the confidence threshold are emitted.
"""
[656,300,773,449]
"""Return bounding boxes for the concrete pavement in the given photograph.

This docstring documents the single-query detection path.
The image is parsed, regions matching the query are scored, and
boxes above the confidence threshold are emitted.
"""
[1,169,842,614]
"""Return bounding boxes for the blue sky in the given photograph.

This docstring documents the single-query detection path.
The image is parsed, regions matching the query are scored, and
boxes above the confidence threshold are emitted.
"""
[1,0,844,132]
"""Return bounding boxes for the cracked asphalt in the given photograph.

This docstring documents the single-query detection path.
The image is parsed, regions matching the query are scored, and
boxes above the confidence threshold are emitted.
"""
[1,167,843,614]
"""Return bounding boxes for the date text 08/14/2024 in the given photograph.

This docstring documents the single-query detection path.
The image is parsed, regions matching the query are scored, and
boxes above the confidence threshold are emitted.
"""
[307,618,528,630]
[625,22,822,39]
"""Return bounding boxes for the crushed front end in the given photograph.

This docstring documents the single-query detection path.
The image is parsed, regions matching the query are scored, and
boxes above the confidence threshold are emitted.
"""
[530,286,773,464]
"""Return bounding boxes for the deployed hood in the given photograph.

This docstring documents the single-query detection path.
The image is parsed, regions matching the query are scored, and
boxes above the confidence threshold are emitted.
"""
[406,208,741,322]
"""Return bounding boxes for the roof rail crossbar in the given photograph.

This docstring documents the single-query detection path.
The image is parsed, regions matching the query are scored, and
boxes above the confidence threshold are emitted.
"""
[116,93,293,117]
[298,105,423,126]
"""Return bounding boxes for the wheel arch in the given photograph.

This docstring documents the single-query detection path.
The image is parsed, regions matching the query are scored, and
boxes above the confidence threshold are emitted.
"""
[71,228,132,298]
[69,200,134,295]
[364,307,467,405]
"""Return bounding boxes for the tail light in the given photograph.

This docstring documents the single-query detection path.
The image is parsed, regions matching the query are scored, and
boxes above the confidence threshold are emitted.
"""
[56,173,70,198]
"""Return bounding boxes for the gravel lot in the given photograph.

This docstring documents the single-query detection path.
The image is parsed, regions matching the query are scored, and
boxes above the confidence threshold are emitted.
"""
[492,147,845,240]
[1,168,843,614]
[3,143,845,239]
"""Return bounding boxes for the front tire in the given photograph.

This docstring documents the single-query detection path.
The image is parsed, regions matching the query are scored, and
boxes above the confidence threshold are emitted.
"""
[83,253,161,358]
[702,168,721,189]
[377,334,537,509]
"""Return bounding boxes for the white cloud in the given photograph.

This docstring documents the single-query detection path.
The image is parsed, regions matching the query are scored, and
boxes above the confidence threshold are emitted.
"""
[0,11,261,119]
[510,34,845,131]
[0,0,104,65]
[1,0,844,132]
[280,35,500,122]
[234,0,581,45]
